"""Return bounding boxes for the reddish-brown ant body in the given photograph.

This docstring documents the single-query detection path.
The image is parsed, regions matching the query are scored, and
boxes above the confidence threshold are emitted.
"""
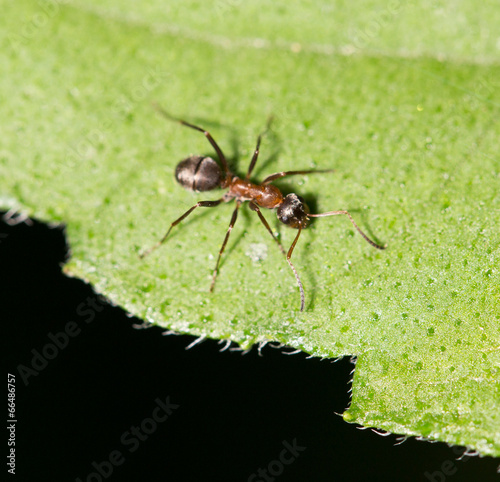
[141,106,386,311]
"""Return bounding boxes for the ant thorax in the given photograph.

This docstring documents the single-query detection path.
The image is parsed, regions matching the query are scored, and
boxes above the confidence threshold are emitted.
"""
[224,178,284,209]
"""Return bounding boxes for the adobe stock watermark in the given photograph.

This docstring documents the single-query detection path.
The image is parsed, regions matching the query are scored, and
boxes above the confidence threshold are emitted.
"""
[64,66,170,167]
[424,446,473,481]
[16,295,107,386]
[8,0,69,53]
[349,0,404,51]
[215,0,243,17]
[248,439,306,481]
[75,396,179,482]
[461,73,496,117]
[2,208,33,226]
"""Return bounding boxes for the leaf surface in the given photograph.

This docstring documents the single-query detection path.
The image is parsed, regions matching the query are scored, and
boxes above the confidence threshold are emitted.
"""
[1,0,499,456]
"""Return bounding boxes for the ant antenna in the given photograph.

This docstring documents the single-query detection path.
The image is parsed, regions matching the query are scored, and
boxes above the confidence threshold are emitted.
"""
[308,210,386,250]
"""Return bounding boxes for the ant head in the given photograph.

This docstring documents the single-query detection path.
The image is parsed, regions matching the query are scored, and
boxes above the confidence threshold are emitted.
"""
[277,193,310,229]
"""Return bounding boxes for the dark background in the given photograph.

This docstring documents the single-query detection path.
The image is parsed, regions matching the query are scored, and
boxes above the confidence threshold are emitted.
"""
[2,215,499,482]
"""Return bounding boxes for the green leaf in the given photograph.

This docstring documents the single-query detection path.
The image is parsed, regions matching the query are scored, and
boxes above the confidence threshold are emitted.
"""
[2,0,499,457]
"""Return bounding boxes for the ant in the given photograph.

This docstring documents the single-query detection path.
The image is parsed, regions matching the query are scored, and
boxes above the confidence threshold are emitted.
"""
[140,105,386,311]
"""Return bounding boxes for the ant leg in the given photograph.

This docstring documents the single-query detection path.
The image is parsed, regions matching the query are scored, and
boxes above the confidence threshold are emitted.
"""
[152,103,230,177]
[262,169,333,185]
[248,202,286,256]
[245,133,263,181]
[308,210,386,250]
[249,202,305,311]
[245,116,273,180]
[139,199,223,259]
[210,202,241,292]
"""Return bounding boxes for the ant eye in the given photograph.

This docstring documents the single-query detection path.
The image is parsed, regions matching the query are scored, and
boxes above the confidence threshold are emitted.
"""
[277,193,309,228]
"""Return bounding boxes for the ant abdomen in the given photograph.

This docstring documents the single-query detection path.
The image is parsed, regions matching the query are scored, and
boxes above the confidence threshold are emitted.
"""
[175,155,222,192]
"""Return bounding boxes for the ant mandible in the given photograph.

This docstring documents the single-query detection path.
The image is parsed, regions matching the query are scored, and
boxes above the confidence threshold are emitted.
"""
[140,105,386,311]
